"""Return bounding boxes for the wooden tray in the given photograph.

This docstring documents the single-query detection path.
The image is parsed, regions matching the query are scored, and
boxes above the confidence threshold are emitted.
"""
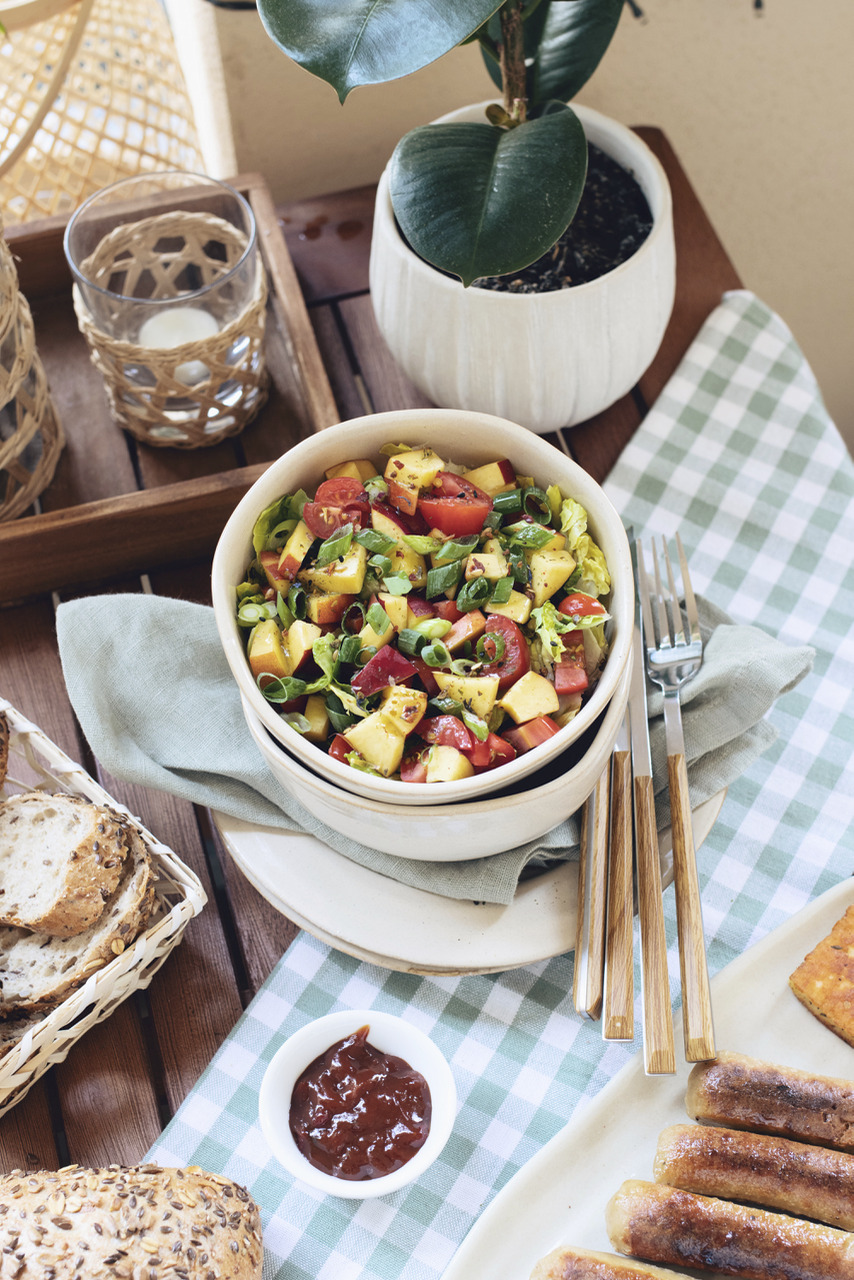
[0,173,339,604]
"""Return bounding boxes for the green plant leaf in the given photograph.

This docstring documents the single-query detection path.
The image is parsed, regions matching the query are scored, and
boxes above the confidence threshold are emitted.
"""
[389,105,587,285]
[480,0,624,108]
[258,0,503,102]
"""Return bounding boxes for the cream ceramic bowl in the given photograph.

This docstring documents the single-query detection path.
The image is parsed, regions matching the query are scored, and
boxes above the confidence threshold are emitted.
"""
[258,1008,457,1199]
[212,408,632,806]
[242,650,629,861]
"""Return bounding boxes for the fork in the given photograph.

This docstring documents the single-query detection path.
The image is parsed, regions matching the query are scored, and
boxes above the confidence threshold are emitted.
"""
[637,534,715,1063]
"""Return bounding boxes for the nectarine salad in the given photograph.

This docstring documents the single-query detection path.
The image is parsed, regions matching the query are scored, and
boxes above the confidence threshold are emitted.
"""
[235,444,611,783]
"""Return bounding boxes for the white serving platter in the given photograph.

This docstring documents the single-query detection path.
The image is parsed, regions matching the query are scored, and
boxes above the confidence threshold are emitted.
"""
[441,874,854,1279]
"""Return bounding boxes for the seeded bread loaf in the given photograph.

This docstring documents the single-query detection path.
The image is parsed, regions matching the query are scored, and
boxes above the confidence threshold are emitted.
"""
[0,824,156,1015]
[0,792,131,938]
[0,1164,263,1278]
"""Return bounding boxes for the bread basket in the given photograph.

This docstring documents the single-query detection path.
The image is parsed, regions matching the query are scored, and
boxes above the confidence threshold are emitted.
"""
[0,698,206,1117]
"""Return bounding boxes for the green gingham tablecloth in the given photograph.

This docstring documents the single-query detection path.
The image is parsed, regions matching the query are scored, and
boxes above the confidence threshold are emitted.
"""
[145,291,854,1279]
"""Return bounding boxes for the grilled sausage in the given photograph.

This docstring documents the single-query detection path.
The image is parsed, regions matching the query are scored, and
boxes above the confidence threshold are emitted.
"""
[530,1245,689,1280]
[686,1051,854,1151]
[655,1122,854,1231]
[606,1178,854,1279]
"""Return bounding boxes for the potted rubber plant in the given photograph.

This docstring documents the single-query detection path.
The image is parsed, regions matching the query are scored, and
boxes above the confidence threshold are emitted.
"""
[257,0,677,432]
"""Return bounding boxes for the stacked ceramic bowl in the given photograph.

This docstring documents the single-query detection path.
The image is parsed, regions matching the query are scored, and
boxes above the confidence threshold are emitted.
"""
[212,410,633,861]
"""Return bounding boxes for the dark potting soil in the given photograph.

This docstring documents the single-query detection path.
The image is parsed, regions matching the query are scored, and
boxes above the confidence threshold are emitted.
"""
[474,142,653,294]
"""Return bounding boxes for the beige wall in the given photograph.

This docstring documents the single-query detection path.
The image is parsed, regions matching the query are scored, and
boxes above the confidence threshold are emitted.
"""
[169,0,853,451]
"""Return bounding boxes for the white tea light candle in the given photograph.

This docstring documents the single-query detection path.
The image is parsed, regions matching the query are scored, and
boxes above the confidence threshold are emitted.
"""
[137,306,219,384]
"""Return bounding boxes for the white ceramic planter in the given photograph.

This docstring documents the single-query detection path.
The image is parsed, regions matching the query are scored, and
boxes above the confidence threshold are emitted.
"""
[369,103,676,434]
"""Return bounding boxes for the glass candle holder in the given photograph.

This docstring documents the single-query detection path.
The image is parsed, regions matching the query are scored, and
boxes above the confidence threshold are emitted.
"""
[63,171,268,448]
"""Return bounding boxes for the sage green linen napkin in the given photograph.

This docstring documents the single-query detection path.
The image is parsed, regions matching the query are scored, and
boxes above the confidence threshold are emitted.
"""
[55,593,811,905]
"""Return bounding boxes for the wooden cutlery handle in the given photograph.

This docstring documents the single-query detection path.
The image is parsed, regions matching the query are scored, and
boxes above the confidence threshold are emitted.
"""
[634,775,676,1075]
[603,747,633,1040]
[668,750,715,1062]
[573,765,610,1019]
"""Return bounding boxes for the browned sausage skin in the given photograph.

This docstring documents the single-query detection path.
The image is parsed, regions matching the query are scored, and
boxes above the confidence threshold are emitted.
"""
[530,1245,690,1280]
[654,1122,854,1231]
[606,1179,854,1280]
[686,1051,854,1151]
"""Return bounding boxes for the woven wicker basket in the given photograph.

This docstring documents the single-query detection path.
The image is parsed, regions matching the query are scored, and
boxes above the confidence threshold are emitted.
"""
[0,219,65,521]
[0,698,207,1118]
[0,0,202,225]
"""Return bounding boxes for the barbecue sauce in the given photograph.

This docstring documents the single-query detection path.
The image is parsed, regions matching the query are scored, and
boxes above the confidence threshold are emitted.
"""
[289,1025,432,1180]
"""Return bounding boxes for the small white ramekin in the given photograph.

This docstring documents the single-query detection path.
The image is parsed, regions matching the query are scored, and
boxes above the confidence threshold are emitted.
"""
[258,1008,457,1198]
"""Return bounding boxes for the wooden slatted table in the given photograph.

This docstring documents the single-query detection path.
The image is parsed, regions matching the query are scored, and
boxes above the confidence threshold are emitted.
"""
[0,130,740,1173]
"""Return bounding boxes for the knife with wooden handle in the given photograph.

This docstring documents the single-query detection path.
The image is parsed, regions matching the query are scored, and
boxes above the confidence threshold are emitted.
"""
[603,708,634,1040]
[629,549,676,1075]
[573,761,610,1019]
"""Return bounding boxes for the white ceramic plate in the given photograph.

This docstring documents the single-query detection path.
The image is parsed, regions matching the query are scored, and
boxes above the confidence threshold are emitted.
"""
[441,875,854,1280]
[212,791,725,975]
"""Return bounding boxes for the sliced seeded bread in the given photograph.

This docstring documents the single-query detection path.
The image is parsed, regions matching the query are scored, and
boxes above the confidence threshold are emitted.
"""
[0,791,131,938]
[0,711,8,789]
[0,824,156,1015]
[0,1165,263,1278]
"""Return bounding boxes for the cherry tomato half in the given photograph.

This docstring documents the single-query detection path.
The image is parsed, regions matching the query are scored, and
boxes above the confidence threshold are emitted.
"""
[557,592,607,622]
[418,715,473,753]
[328,733,353,763]
[554,629,589,695]
[418,472,492,537]
[471,732,517,773]
[303,477,370,539]
[478,616,530,692]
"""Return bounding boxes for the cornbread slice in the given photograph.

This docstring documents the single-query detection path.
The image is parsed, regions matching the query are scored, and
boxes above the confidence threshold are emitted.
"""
[0,825,156,1014]
[0,792,131,938]
[789,904,854,1047]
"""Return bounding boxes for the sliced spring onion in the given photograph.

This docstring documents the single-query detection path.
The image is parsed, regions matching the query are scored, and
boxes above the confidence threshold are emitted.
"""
[414,617,452,639]
[355,527,397,555]
[402,533,444,555]
[489,575,514,605]
[281,711,311,733]
[507,547,530,585]
[364,475,388,501]
[366,601,390,634]
[368,553,393,577]
[276,592,294,629]
[504,521,558,548]
[355,645,378,667]
[237,599,278,626]
[482,510,503,531]
[287,583,307,620]
[425,560,463,598]
[259,674,306,703]
[397,628,427,657]
[341,600,366,633]
[456,576,491,612]
[492,489,522,515]
[476,632,506,663]
[432,535,479,566]
[420,640,452,668]
[316,523,353,566]
[381,573,413,596]
[337,633,362,665]
[521,485,552,523]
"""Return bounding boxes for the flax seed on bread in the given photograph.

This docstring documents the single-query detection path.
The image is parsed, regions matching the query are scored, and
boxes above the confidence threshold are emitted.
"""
[0,1164,263,1278]
[0,791,131,938]
[0,824,156,1015]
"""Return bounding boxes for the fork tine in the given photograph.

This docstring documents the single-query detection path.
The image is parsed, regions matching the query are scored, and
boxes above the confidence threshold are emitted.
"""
[676,532,701,644]
[661,540,686,647]
[651,539,674,649]
[636,539,658,651]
